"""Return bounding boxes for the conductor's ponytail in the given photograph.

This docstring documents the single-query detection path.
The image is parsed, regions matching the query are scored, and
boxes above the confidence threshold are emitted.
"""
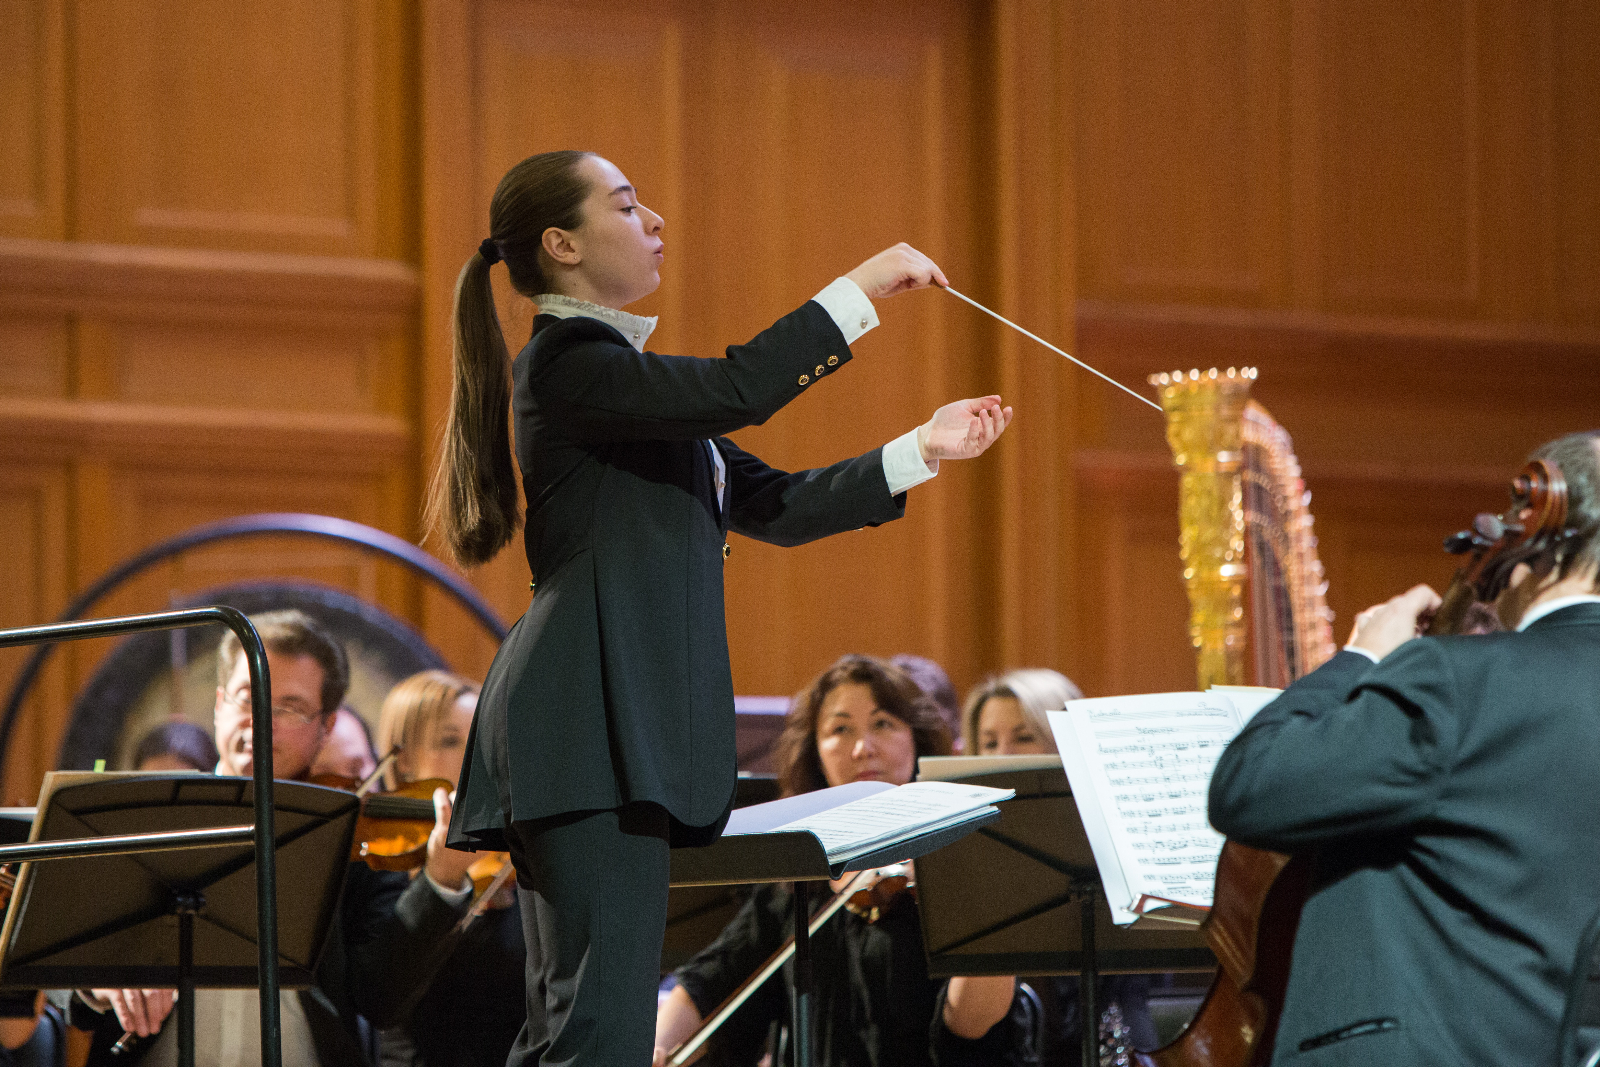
[425,150,594,566]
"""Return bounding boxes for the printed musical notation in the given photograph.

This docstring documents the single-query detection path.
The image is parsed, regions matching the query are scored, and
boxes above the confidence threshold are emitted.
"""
[1051,692,1264,921]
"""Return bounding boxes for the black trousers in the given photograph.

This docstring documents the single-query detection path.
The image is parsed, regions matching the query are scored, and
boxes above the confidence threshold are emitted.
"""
[505,804,671,1067]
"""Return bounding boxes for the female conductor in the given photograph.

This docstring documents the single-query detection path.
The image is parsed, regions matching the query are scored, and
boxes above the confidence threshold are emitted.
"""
[432,150,1012,1067]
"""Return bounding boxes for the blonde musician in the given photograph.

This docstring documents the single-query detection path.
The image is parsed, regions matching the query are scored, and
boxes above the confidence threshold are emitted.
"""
[373,671,526,1067]
[962,670,1159,1065]
[655,655,1032,1067]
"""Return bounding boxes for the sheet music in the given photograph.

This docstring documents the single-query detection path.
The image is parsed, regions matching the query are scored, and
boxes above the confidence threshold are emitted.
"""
[1208,685,1282,725]
[1049,692,1252,924]
[772,781,1013,863]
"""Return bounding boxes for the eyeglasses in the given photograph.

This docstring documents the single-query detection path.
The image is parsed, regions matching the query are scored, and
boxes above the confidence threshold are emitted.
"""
[220,690,324,727]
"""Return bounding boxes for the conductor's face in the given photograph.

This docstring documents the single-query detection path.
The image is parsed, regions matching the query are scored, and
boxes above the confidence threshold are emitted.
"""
[814,682,917,789]
[547,154,664,309]
[213,650,332,781]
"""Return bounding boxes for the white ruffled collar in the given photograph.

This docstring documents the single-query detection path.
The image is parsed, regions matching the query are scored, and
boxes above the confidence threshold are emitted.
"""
[534,294,657,353]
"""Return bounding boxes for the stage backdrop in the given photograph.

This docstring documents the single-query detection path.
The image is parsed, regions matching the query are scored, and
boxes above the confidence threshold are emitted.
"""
[0,0,1595,799]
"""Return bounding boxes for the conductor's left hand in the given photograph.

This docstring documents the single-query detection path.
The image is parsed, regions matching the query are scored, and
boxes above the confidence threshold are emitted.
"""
[424,787,477,895]
[917,396,1013,464]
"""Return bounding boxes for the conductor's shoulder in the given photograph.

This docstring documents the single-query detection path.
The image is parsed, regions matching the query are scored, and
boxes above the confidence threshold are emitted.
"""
[527,314,632,363]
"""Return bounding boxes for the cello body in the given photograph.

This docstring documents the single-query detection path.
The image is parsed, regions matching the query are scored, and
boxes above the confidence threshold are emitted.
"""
[1136,844,1310,1067]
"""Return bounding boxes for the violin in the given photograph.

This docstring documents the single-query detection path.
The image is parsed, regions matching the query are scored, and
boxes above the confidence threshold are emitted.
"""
[309,771,452,872]
[1136,459,1575,1067]
[311,754,517,906]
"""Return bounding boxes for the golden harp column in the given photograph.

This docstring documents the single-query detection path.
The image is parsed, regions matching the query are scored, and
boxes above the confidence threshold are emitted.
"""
[1150,368,1256,689]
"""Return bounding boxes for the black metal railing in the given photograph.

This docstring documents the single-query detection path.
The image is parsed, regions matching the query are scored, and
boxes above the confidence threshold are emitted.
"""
[0,607,281,1067]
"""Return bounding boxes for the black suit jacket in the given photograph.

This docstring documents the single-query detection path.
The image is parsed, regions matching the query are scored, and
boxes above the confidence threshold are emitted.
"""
[1209,602,1600,1066]
[450,301,906,850]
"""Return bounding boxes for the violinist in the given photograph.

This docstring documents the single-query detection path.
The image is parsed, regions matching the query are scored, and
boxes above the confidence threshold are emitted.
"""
[431,149,1012,1067]
[72,609,477,1067]
[372,670,526,1067]
[1209,430,1600,1067]
[962,670,1158,1064]
[655,655,1033,1067]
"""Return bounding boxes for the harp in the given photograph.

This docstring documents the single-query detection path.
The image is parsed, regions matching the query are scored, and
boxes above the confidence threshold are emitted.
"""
[1150,367,1336,689]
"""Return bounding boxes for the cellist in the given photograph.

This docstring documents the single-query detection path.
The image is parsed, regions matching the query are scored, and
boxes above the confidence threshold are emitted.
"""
[1207,430,1600,1066]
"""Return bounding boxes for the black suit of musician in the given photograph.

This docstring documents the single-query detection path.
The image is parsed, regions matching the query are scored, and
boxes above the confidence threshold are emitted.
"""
[1209,430,1600,1067]
[433,152,1011,1067]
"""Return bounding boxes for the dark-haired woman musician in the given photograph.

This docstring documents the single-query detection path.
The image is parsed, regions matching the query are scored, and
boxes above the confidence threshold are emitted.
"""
[657,655,1031,1067]
[430,150,1013,1066]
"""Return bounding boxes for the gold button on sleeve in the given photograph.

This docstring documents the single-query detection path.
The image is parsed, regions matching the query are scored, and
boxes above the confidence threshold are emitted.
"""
[722,542,732,560]
[815,364,825,376]
[798,374,810,385]
[827,355,839,366]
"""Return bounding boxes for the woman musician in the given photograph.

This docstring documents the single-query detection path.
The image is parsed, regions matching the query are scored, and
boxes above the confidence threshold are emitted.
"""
[372,671,525,1067]
[429,150,1013,1066]
[656,654,1033,1067]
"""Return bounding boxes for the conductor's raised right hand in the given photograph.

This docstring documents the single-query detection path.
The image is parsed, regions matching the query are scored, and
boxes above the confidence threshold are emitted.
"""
[845,243,948,300]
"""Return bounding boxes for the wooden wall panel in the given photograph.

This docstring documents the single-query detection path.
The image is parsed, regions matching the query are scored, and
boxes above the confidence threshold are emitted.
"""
[1317,0,1480,313]
[72,0,411,258]
[0,462,69,802]
[0,314,69,397]
[1075,0,1285,306]
[0,0,65,240]
[102,321,384,414]
[1554,0,1600,317]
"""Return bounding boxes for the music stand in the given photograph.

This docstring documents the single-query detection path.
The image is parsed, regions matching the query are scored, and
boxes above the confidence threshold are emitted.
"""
[670,797,1002,1067]
[914,758,1213,1067]
[0,773,359,1067]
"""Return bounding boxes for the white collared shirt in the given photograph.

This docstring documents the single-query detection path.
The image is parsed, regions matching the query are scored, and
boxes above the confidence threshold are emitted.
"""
[533,277,936,506]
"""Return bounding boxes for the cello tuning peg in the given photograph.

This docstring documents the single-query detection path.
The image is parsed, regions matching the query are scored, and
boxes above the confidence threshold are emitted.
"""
[1472,513,1507,541]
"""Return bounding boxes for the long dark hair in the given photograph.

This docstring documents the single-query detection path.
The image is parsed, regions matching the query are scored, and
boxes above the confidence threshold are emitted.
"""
[425,150,595,566]
[774,655,953,796]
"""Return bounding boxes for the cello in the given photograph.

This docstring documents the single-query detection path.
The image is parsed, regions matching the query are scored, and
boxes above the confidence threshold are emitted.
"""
[1135,458,1573,1067]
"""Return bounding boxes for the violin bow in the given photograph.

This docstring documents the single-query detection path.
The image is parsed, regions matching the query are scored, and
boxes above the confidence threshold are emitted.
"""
[666,870,874,1067]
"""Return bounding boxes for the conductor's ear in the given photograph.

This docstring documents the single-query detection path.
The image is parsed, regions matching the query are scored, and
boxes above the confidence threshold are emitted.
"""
[543,226,581,267]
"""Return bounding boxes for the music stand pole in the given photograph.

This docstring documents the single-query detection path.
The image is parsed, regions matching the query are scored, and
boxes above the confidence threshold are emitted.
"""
[1077,881,1098,1067]
[175,890,201,1067]
[792,879,814,1067]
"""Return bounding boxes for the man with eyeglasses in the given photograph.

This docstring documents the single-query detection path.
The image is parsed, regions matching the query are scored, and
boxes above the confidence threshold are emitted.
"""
[74,609,479,1066]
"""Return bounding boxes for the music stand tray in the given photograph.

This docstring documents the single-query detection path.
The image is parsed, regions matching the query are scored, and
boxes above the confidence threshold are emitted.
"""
[0,773,358,991]
[913,759,1213,1067]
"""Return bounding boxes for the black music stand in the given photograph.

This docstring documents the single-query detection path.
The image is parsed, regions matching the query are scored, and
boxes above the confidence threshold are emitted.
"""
[670,796,1003,1067]
[0,774,359,1067]
[913,758,1214,1067]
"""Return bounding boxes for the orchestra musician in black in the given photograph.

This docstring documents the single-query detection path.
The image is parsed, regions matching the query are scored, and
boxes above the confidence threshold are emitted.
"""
[1208,430,1600,1066]
[429,150,1013,1067]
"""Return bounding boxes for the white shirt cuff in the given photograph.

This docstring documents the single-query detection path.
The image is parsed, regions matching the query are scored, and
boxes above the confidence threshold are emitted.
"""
[426,870,474,905]
[882,428,937,496]
[1342,644,1380,664]
[812,277,878,345]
